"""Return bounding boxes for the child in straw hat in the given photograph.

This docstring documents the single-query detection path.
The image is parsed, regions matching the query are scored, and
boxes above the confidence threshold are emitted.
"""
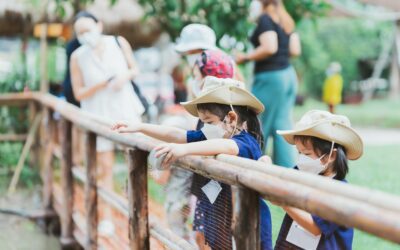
[112,75,273,250]
[274,110,363,250]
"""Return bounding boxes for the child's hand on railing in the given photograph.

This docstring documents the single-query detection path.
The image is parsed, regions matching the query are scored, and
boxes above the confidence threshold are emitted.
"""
[111,121,140,133]
[258,155,272,165]
[154,143,187,169]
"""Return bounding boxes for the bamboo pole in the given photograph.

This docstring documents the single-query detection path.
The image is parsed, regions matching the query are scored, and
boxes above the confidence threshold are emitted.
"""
[7,113,42,194]
[216,154,400,213]
[85,132,98,250]
[127,148,150,250]
[2,92,400,244]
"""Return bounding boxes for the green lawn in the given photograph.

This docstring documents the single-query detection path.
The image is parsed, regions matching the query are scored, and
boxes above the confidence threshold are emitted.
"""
[294,98,400,128]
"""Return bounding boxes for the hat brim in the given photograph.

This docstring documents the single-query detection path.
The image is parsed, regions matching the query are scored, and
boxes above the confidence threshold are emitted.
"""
[180,85,265,117]
[277,122,363,160]
[174,42,216,53]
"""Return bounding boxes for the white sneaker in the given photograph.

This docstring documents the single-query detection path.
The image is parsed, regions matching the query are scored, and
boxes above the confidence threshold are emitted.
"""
[98,220,115,236]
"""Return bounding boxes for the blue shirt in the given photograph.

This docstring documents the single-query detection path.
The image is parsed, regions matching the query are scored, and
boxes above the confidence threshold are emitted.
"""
[275,178,353,250]
[187,130,273,250]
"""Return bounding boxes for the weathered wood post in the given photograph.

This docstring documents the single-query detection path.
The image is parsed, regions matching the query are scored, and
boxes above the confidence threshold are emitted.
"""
[60,118,77,248]
[127,148,150,250]
[28,101,40,169]
[42,107,55,212]
[85,132,97,249]
[234,187,260,250]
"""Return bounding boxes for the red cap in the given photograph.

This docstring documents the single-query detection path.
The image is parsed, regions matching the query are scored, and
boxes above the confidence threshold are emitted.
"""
[196,50,234,79]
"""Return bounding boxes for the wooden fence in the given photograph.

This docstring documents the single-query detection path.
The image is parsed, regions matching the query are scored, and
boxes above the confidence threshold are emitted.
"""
[1,92,400,249]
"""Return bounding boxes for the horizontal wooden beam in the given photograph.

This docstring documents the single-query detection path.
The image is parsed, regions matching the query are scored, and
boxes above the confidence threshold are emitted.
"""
[0,92,34,106]
[2,92,400,244]
[0,134,27,142]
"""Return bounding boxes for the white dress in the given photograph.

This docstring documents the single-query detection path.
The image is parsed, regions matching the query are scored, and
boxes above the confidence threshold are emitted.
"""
[75,35,144,152]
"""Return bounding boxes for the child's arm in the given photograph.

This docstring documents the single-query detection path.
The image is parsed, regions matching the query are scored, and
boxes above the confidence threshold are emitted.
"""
[282,206,322,236]
[155,139,239,167]
[112,122,187,143]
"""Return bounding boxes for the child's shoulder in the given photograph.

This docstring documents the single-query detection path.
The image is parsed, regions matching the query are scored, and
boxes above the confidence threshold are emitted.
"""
[232,131,262,160]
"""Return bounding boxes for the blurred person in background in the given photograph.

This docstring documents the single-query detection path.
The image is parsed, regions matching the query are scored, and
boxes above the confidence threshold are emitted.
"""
[236,0,301,168]
[322,62,343,114]
[70,11,144,235]
[175,23,244,100]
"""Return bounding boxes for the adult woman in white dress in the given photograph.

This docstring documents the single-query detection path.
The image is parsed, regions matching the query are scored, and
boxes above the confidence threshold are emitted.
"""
[70,13,143,194]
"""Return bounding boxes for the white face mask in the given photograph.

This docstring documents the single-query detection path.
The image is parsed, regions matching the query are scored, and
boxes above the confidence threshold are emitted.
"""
[77,27,102,48]
[296,141,335,174]
[201,123,226,139]
[186,53,201,68]
[249,0,263,22]
[296,154,326,174]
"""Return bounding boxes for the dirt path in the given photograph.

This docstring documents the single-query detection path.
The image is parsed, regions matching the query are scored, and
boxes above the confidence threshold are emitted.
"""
[355,127,400,146]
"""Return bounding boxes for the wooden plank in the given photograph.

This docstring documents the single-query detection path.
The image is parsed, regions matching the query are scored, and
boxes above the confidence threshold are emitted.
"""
[85,132,98,250]
[127,148,149,250]
[233,187,260,250]
[0,134,27,141]
[59,118,78,248]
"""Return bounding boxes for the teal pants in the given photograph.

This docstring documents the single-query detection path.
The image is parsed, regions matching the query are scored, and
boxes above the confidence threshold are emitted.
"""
[252,66,297,168]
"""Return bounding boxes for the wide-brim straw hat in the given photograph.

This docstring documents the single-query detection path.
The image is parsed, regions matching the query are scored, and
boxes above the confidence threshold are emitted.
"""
[277,110,363,160]
[180,76,264,117]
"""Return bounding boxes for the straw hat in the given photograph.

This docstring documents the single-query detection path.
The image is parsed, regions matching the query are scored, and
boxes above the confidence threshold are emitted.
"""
[277,110,363,160]
[180,76,264,116]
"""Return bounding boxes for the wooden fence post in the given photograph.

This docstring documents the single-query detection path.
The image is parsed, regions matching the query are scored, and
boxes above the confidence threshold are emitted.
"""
[127,148,149,250]
[234,187,260,250]
[28,101,40,169]
[42,108,55,212]
[60,118,77,248]
[85,132,97,250]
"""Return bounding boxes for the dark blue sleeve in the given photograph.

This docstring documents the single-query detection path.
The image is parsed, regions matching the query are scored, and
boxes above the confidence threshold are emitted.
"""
[186,130,206,143]
[231,134,249,158]
[258,14,275,33]
[231,133,261,159]
[312,214,340,236]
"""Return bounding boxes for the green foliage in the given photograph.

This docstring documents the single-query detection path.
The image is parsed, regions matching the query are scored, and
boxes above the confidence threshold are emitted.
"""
[0,143,40,189]
[293,18,394,97]
[137,0,330,43]
[285,0,331,23]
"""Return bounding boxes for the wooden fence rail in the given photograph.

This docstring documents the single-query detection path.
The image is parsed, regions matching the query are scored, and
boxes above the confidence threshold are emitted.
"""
[1,92,400,249]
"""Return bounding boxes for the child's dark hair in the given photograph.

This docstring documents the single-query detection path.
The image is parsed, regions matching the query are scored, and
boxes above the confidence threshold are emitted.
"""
[197,103,264,148]
[294,135,349,180]
[74,11,99,23]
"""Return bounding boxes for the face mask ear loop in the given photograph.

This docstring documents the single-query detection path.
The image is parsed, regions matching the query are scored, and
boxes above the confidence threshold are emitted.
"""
[229,103,238,138]
[325,141,335,168]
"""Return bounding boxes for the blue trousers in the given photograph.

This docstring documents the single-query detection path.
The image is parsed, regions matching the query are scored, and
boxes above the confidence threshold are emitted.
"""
[252,66,297,168]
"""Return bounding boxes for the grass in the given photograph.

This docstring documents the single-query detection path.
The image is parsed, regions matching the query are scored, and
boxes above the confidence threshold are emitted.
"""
[294,97,400,128]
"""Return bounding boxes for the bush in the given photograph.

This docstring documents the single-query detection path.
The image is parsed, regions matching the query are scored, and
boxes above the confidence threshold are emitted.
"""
[293,18,394,98]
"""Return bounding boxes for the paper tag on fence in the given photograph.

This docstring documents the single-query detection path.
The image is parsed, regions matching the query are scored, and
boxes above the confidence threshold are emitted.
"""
[286,221,321,250]
[201,180,222,204]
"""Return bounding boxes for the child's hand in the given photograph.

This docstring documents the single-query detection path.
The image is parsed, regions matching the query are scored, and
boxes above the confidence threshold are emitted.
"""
[111,121,140,133]
[154,143,187,169]
[258,155,272,165]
